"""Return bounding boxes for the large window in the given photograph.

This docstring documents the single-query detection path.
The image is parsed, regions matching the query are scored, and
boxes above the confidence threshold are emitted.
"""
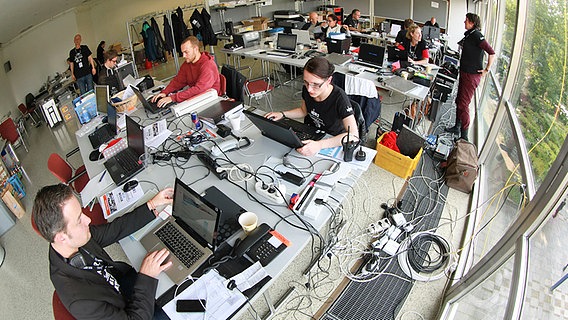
[452,257,514,319]
[477,79,499,140]
[494,0,517,87]
[511,0,568,188]
[521,199,568,319]
[474,119,524,264]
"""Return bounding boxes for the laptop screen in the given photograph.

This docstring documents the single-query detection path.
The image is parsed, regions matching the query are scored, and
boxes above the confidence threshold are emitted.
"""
[243,109,303,148]
[291,29,311,45]
[125,116,145,157]
[277,33,297,51]
[358,43,385,67]
[116,63,135,90]
[95,85,109,113]
[423,26,441,40]
[173,178,220,249]
[107,103,117,132]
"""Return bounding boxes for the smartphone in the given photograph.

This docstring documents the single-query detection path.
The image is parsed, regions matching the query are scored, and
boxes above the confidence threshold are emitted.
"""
[176,299,206,313]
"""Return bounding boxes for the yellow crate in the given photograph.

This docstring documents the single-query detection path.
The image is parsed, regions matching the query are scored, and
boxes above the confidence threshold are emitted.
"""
[374,133,422,180]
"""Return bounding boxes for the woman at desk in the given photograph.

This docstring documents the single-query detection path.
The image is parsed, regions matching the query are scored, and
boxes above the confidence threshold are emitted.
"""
[265,57,359,156]
[320,14,350,38]
[397,24,429,65]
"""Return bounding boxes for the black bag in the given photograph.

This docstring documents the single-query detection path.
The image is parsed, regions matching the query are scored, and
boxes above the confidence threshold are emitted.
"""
[445,139,478,193]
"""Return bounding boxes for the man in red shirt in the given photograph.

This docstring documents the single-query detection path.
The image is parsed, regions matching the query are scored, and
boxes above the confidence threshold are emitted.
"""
[152,36,220,107]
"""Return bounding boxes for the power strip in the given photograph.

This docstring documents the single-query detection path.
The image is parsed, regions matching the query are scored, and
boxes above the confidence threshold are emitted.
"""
[368,218,392,236]
[254,181,286,204]
[318,163,351,188]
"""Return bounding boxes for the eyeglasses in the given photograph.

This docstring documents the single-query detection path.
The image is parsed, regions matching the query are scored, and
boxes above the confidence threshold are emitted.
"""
[303,80,326,89]
[111,59,118,63]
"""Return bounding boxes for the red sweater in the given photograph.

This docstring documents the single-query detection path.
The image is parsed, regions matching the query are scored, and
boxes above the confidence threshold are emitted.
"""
[161,52,221,102]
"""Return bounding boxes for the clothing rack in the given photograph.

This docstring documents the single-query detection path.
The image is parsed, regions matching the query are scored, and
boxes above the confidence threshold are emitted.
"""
[126,1,206,77]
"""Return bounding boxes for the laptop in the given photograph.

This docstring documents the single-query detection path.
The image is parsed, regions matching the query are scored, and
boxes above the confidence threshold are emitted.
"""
[103,116,145,185]
[140,178,219,284]
[198,100,243,124]
[88,102,118,149]
[355,43,385,68]
[267,33,297,56]
[291,29,312,46]
[396,124,426,158]
[243,109,325,148]
[131,85,174,114]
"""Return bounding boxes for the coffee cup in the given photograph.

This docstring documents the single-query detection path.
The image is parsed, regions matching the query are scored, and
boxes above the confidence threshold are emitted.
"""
[238,211,258,235]
[268,42,274,49]
[228,112,242,131]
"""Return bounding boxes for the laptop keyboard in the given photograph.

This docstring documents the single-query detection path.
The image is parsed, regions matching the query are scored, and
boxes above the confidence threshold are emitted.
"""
[155,222,205,269]
[116,150,140,172]
[280,119,321,141]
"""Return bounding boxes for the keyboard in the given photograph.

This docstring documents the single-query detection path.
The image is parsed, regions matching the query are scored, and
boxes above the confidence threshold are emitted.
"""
[116,149,140,172]
[267,50,293,57]
[155,222,205,269]
[280,118,324,141]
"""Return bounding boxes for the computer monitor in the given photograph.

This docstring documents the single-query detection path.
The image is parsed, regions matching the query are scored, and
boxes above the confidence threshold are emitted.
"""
[116,62,136,91]
[276,33,298,52]
[423,26,441,40]
[357,43,386,67]
[94,85,109,113]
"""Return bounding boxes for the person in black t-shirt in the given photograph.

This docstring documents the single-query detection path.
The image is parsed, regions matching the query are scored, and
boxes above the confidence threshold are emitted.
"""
[265,57,358,156]
[424,17,440,28]
[398,24,430,65]
[69,34,96,95]
[343,9,361,31]
[395,18,414,46]
[98,50,121,95]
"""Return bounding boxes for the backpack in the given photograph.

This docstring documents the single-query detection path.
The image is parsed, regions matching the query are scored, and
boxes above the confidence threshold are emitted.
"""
[445,139,478,193]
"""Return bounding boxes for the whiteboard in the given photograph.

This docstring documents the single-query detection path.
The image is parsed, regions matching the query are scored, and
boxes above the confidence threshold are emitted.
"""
[374,0,412,21]
[414,0,447,28]
[334,0,372,16]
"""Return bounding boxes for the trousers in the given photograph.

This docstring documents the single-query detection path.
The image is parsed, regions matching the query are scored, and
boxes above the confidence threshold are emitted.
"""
[455,71,482,130]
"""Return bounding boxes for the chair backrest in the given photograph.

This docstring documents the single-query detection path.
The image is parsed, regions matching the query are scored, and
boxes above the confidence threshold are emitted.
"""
[221,64,246,102]
[0,118,20,144]
[48,153,73,185]
[219,74,227,97]
[350,99,367,142]
[53,291,76,320]
[18,103,28,115]
[25,93,36,110]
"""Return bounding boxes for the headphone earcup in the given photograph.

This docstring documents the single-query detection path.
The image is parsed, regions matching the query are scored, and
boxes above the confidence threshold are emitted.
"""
[67,252,87,269]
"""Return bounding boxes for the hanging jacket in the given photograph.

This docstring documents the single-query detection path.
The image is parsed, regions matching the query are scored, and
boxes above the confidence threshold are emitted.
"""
[332,72,381,130]
[190,9,205,41]
[200,8,218,46]
[172,7,190,55]
[141,21,158,62]
[150,17,166,61]
[163,15,174,54]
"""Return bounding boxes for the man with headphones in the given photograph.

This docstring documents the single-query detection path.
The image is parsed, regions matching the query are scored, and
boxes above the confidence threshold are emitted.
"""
[32,184,174,319]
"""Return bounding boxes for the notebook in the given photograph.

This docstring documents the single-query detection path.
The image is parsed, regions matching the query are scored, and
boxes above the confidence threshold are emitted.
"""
[140,178,219,284]
[355,43,385,68]
[396,125,425,158]
[131,85,174,114]
[291,29,312,46]
[103,116,145,186]
[88,102,118,149]
[243,109,325,148]
[267,33,297,56]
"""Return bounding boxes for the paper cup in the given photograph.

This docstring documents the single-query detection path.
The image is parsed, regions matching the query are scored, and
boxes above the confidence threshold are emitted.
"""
[268,42,274,49]
[426,65,433,74]
[228,112,241,131]
[401,71,409,80]
[238,211,258,235]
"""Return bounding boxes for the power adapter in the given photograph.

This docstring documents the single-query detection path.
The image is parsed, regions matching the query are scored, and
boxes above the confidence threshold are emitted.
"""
[216,124,232,138]
[276,171,305,186]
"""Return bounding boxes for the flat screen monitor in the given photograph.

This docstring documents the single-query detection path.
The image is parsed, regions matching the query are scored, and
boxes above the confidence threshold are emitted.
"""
[277,33,297,51]
[94,85,109,113]
[116,62,136,91]
[423,26,441,40]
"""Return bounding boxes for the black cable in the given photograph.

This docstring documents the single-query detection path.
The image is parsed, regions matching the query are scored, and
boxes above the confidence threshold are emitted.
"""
[406,233,449,274]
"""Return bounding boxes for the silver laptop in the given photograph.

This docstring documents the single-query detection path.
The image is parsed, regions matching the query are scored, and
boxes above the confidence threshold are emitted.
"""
[291,29,312,46]
[140,178,220,284]
[267,33,297,56]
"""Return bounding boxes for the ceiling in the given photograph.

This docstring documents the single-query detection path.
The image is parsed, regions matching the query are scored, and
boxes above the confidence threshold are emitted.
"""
[0,0,88,45]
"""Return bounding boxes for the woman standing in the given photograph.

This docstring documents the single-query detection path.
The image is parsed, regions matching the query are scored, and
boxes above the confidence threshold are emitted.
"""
[446,13,495,141]
[265,57,359,156]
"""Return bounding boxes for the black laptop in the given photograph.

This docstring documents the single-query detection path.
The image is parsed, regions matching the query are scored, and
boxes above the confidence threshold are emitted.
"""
[355,43,385,68]
[243,109,325,148]
[131,85,174,114]
[88,103,118,149]
[103,116,145,186]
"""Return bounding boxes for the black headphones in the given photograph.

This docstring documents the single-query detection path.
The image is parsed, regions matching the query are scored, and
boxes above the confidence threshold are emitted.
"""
[66,248,95,269]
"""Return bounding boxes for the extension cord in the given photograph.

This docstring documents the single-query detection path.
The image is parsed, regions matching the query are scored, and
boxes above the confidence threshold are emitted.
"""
[254,181,286,204]
[372,235,399,256]
[368,218,391,236]
[318,162,350,188]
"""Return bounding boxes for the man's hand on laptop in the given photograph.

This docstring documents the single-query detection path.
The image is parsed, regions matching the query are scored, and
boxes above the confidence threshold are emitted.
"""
[151,93,166,102]
[264,111,284,121]
[147,187,174,216]
[157,96,173,108]
[297,140,322,156]
[140,248,172,278]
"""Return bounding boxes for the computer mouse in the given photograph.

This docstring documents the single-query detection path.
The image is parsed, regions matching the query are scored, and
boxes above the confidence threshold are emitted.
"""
[291,54,298,59]
[122,180,138,193]
[89,150,101,161]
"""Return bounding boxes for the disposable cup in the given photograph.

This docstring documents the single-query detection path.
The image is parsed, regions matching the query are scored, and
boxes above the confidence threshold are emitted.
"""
[228,112,241,131]
[238,211,258,235]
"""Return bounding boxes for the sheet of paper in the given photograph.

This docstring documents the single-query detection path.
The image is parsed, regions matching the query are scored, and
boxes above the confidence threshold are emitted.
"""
[317,145,377,170]
[99,179,144,219]
[163,270,247,320]
[143,119,172,148]
[224,261,268,292]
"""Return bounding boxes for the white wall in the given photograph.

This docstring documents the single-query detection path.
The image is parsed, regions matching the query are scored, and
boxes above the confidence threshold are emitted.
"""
[0,48,17,118]
[446,0,468,50]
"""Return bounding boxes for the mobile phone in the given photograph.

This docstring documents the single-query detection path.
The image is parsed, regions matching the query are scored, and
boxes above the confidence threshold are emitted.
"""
[176,299,206,313]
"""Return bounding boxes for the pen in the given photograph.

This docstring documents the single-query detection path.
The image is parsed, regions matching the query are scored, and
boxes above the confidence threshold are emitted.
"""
[98,170,107,182]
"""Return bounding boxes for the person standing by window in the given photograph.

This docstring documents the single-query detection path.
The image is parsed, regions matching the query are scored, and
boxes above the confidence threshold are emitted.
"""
[446,13,495,141]
[69,34,96,95]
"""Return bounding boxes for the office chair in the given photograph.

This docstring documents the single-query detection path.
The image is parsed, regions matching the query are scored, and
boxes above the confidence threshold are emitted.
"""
[53,291,75,320]
[0,117,28,152]
[243,69,274,112]
[18,103,41,127]
[47,153,90,194]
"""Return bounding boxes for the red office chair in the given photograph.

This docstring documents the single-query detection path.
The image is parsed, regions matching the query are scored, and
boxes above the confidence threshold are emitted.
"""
[0,117,28,152]
[244,76,274,112]
[219,74,227,97]
[18,103,41,127]
[53,291,75,320]
[47,153,90,193]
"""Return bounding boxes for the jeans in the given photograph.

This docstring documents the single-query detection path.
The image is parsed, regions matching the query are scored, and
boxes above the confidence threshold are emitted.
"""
[76,74,94,95]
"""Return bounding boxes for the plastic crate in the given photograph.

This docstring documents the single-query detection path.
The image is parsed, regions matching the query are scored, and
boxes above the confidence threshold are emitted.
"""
[374,133,422,180]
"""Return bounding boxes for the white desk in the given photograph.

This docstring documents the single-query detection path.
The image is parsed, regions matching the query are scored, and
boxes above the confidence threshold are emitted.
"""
[75,96,372,318]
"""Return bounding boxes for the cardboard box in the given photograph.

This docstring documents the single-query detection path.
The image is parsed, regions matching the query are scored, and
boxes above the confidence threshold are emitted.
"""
[2,184,25,219]
[374,133,422,180]
[234,24,254,34]
[241,17,268,31]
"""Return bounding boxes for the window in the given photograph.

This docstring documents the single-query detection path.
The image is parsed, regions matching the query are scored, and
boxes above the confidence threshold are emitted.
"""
[494,0,517,86]
[477,79,499,141]
[452,256,514,319]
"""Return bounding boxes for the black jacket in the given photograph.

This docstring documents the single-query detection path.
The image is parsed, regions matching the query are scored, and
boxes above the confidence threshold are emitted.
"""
[50,206,157,320]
